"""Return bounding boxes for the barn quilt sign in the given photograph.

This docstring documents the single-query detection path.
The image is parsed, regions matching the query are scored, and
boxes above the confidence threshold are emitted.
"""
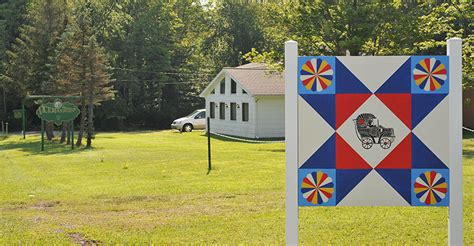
[284,39,463,245]
[297,56,450,207]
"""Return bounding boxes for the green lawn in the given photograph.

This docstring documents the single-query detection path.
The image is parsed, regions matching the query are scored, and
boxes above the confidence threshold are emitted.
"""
[0,131,472,244]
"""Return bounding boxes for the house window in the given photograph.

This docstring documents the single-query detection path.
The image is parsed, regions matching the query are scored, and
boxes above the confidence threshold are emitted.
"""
[242,103,249,122]
[211,89,215,94]
[242,89,247,94]
[219,102,226,119]
[231,79,237,94]
[230,103,236,120]
[220,79,225,94]
[210,102,215,119]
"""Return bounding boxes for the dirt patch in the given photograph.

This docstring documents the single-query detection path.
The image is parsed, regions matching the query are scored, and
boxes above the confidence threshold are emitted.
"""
[32,216,42,223]
[68,232,101,246]
[95,195,171,205]
[1,201,27,211]
[60,223,77,230]
[31,201,60,210]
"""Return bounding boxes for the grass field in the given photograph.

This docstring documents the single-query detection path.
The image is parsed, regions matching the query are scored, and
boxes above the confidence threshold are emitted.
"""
[0,131,472,244]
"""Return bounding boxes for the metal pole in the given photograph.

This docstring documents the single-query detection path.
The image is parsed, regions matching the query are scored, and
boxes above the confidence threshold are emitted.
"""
[5,122,8,136]
[448,38,463,246]
[22,102,26,139]
[207,117,211,171]
[71,121,74,150]
[285,40,298,246]
[41,120,44,151]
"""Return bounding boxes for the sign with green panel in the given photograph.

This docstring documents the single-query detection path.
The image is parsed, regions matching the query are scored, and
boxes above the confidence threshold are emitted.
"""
[36,100,80,125]
[13,109,24,119]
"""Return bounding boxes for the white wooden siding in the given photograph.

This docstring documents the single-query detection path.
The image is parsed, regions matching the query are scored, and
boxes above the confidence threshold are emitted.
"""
[255,96,285,138]
[205,74,257,138]
[202,72,284,139]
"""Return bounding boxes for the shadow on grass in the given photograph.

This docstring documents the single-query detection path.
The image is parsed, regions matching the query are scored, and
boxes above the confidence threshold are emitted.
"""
[199,132,284,144]
[463,148,474,158]
[463,130,474,140]
[0,139,96,155]
[258,148,285,152]
[86,130,165,139]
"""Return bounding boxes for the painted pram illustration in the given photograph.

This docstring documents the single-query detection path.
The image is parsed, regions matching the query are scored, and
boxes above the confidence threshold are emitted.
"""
[353,113,395,149]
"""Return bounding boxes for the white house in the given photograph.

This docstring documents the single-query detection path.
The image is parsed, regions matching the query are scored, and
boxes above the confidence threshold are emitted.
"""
[199,63,284,139]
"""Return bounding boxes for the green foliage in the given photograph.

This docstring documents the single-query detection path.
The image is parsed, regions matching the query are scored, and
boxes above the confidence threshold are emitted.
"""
[415,2,473,88]
[244,1,472,88]
[202,2,264,70]
[0,0,472,130]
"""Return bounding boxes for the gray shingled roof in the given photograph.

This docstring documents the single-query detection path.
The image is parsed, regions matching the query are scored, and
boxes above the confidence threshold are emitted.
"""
[224,63,284,96]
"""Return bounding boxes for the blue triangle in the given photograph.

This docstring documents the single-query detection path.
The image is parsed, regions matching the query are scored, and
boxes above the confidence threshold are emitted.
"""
[376,169,411,204]
[336,169,371,204]
[412,134,447,169]
[376,58,411,94]
[300,94,335,129]
[412,94,447,128]
[300,134,335,169]
[335,58,371,94]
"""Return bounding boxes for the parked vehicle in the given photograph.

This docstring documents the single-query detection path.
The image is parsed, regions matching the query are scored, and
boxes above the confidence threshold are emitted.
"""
[171,109,206,132]
[353,113,395,149]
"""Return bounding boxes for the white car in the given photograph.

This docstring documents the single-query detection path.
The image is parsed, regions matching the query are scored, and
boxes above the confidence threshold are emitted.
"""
[171,109,206,132]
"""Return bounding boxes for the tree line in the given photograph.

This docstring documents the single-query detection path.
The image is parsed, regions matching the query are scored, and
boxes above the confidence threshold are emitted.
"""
[0,0,472,147]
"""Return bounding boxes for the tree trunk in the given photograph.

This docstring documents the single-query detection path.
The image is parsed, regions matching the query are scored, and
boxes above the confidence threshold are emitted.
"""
[76,20,87,147]
[76,94,86,146]
[66,122,71,145]
[46,122,54,140]
[60,122,67,143]
[86,82,94,148]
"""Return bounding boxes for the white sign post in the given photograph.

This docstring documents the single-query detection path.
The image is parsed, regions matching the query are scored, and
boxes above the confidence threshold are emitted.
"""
[448,38,463,246]
[285,38,463,245]
[285,40,299,246]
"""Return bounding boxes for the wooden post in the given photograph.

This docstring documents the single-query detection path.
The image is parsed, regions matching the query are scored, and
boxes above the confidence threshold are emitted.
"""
[448,38,463,246]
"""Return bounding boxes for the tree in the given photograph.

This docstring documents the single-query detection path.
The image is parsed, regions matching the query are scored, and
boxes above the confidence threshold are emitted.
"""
[415,2,473,88]
[3,0,69,137]
[53,1,113,147]
[202,2,264,71]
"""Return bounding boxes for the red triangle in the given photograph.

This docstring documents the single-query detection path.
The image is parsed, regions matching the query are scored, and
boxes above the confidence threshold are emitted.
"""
[335,94,371,129]
[375,134,412,169]
[376,93,412,129]
[336,134,372,169]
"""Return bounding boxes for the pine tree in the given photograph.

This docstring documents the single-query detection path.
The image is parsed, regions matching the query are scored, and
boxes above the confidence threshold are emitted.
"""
[3,0,69,139]
[53,1,113,147]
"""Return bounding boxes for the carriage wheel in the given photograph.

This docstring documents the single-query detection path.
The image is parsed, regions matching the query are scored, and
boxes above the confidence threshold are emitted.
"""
[380,137,391,149]
[361,137,373,149]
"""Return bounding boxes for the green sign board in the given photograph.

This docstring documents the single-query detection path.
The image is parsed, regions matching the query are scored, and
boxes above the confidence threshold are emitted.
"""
[36,100,80,125]
[13,109,23,119]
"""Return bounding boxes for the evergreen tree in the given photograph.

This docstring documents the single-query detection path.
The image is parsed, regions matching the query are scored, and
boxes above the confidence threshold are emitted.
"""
[53,1,113,147]
[3,0,68,137]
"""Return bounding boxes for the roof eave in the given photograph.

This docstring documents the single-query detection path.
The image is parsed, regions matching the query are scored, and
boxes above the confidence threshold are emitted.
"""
[199,70,225,98]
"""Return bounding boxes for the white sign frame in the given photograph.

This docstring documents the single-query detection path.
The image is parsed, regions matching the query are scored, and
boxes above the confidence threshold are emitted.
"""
[284,38,463,245]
